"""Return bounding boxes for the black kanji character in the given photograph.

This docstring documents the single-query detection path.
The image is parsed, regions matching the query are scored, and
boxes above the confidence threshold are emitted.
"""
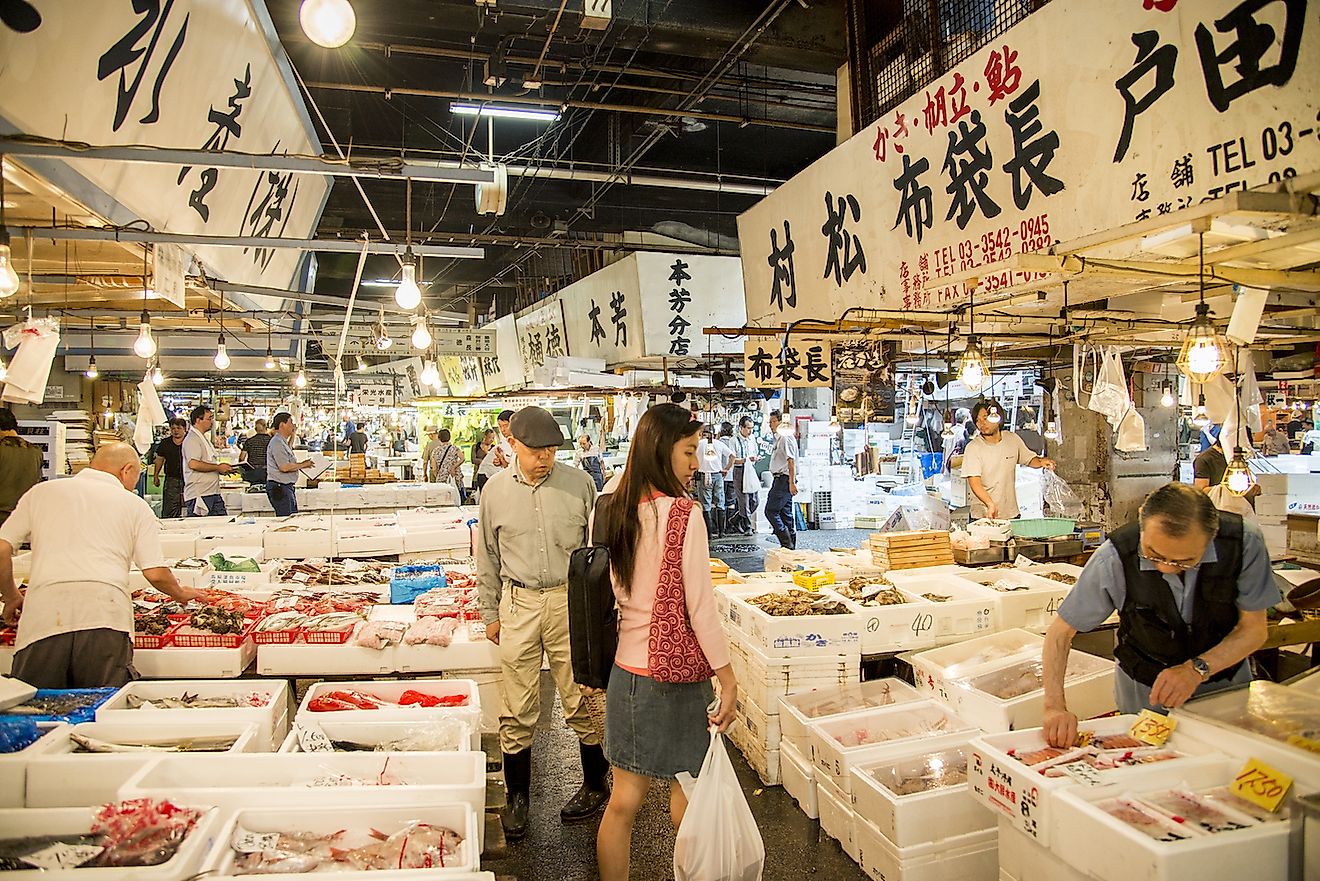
[776,345,802,383]
[668,258,691,286]
[545,323,563,356]
[1156,201,1173,214]
[892,154,934,244]
[1136,208,1153,221]
[1001,80,1064,212]
[97,0,190,132]
[669,314,691,356]
[1132,172,1151,202]
[821,191,867,286]
[943,110,1001,231]
[179,63,252,221]
[588,299,605,345]
[803,345,829,383]
[240,159,299,272]
[1195,0,1305,112]
[609,291,628,346]
[1113,30,1178,163]
[747,347,774,383]
[1171,152,1195,188]
[768,221,797,310]
[668,287,691,313]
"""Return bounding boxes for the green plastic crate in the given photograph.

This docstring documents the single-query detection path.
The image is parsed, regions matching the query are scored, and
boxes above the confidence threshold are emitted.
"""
[1009,517,1076,539]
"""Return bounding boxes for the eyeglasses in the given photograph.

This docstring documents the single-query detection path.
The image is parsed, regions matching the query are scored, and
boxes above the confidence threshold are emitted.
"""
[1138,545,1201,571]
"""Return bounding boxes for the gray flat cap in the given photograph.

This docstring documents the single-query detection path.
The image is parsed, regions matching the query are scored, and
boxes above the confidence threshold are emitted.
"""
[511,406,564,448]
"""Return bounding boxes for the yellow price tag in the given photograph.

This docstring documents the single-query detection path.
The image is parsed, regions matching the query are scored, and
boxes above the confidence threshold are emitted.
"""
[1128,709,1177,747]
[1230,758,1293,813]
[1286,734,1320,754]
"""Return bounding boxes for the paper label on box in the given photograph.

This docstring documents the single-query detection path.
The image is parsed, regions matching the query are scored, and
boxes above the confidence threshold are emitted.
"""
[297,724,334,753]
[232,827,281,853]
[22,843,105,869]
[1055,760,1105,787]
[1286,734,1320,753]
[1129,709,1176,746]
[1231,758,1293,812]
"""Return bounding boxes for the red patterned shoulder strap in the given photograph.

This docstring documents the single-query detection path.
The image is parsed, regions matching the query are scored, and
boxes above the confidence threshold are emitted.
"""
[648,496,715,684]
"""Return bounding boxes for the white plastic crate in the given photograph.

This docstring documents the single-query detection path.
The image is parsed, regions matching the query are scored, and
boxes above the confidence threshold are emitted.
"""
[297,680,480,751]
[733,692,780,749]
[997,818,1090,881]
[780,740,818,819]
[95,679,289,751]
[204,803,479,878]
[854,818,997,881]
[335,526,406,557]
[0,723,66,807]
[849,744,994,847]
[727,719,780,786]
[779,679,923,757]
[194,525,267,556]
[907,630,1045,703]
[966,714,1226,846]
[809,701,978,793]
[1050,759,1291,881]
[257,638,397,677]
[731,640,860,713]
[159,532,197,559]
[839,579,997,655]
[952,570,1070,631]
[280,717,476,755]
[24,720,259,808]
[817,773,859,862]
[943,648,1115,733]
[134,640,257,680]
[263,526,334,558]
[728,593,862,658]
[0,804,222,881]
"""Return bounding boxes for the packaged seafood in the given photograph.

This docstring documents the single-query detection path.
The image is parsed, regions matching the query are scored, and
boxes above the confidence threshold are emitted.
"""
[403,617,459,647]
[1199,786,1290,823]
[124,692,270,710]
[3,689,118,725]
[228,820,465,874]
[959,652,1107,701]
[351,620,408,650]
[1095,796,1198,842]
[865,747,970,796]
[0,799,206,870]
[810,701,977,790]
[748,589,850,616]
[1138,788,1255,834]
[208,553,261,573]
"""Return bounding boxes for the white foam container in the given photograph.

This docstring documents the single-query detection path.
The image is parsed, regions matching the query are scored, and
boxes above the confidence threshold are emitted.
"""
[1172,680,1320,788]
[727,717,780,786]
[206,551,277,587]
[943,649,1115,733]
[263,527,334,558]
[1050,758,1290,881]
[808,701,978,794]
[134,640,257,679]
[966,714,1226,846]
[730,639,860,713]
[849,744,994,847]
[907,629,1044,704]
[403,525,473,553]
[779,679,923,756]
[727,593,861,657]
[159,532,197,559]
[817,772,859,862]
[0,723,66,807]
[297,680,480,751]
[997,817,1090,881]
[24,720,259,807]
[95,679,289,751]
[884,564,977,585]
[854,818,997,881]
[203,803,478,878]
[780,740,819,819]
[0,804,222,881]
[335,526,407,557]
[194,525,267,556]
[257,637,396,677]
[279,718,476,755]
[951,570,1070,631]
[733,692,780,749]
[839,578,998,654]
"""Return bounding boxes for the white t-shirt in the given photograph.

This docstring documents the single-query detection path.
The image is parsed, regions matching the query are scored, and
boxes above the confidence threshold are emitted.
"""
[478,436,514,478]
[960,430,1037,519]
[697,438,733,475]
[181,426,221,501]
[0,469,166,650]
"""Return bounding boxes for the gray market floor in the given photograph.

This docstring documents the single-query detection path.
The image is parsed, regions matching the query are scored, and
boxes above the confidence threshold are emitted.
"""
[481,673,869,881]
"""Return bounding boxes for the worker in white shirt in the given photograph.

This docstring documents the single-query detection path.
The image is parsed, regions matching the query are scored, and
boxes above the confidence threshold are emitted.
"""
[961,399,1056,519]
[0,443,203,688]
[480,409,517,479]
[764,410,798,549]
[182,404,235,516]
[729,416,760,536]
[696,427,733,538]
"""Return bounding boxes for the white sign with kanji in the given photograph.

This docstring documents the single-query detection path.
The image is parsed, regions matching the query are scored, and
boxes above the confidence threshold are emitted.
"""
[636,252,747,358]
[560,255,645,365]
[737,0,1320,325]
[479,314,524,393]
[743,338,833,388]
[514,299,569,382]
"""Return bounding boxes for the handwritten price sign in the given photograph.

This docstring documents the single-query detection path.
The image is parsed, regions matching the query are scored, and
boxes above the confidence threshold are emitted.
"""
[1129,709,1176,747]
[1230,759,1293,813]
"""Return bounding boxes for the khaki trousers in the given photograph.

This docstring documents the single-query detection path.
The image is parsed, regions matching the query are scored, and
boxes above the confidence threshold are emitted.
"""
[496,584,600,753]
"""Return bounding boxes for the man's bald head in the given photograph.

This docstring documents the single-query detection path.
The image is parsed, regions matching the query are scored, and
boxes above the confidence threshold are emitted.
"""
[92,442,143,490]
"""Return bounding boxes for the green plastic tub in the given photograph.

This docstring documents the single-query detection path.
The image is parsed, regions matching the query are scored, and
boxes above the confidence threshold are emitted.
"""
[1009,518,1076,539]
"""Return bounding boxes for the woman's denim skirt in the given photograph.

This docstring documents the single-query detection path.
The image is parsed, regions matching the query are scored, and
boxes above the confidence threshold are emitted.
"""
[604,664,714,780]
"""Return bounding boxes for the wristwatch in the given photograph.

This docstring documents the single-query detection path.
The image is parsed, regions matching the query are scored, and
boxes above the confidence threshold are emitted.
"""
[1190,657,1211,680]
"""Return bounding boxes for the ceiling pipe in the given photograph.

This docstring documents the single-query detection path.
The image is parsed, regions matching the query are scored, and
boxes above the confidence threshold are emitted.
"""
[502,162,775,195]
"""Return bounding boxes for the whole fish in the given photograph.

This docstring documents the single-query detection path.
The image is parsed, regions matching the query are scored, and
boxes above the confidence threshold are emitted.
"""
[70,733,240,753]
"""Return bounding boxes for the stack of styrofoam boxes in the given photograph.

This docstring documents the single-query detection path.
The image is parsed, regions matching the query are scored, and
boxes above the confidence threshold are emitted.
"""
[838,573,1000,656]
[778,680,923,819]
[398,508,474,555]
[241,490,275,513]
[158,519,199,560]
[806,701,981,868]
[1254,472,1320,557]
[94,679,291,751]
[263,517,334,558]
[906,629,1116,732]
[947,568,1074,632]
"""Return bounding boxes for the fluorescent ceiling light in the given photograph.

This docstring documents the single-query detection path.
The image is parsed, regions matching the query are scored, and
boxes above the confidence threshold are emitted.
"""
[450,103,560,122]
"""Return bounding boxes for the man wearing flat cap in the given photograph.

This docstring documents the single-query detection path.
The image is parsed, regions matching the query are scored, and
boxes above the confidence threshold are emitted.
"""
[476,405,604,841]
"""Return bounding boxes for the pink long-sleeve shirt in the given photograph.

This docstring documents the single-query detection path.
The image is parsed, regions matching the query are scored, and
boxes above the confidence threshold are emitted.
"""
[606,495,731,677]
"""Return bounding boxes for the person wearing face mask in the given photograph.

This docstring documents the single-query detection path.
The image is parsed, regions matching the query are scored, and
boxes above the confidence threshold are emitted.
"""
[961,398,1055,520]
[1040,482,1277,748]
[0,443,204,688]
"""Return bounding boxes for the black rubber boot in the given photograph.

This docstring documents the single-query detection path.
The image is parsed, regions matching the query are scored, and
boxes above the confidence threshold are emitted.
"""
[502,749,532,841]
[561,742,611,822]
[713,510,725,538]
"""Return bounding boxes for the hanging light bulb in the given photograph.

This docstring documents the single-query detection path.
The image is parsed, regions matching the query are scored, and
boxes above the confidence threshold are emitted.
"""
[420,360,440,387]
[1222,448,1256,496]
[1160,384,1175,407]
[1043,420,1060,441]
[958,337,988,392]
[213,334,230,370]
[986,407,1002,425]
[151,361,164,386]
[0,241,19,299]
[1191,393,1211,427]
[299,0,356,48]
[904,406,919,427]
[264,349,276,370]
[776,416,794,437]
[828,411,842,434]
[394,253,422,310]
[132,308,156,358]
[84,355,99,380]
[356,353,367,371]
[1176,303,1230,383]
[411,315,432,350]
[294,367,308,389]
[940,414,953,439]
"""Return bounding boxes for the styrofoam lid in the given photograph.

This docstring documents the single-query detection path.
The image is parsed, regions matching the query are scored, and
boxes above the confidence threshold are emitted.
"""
[0,676,37,711]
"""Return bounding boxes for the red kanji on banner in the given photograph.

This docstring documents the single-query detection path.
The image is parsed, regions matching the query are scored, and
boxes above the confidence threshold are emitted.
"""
[984,45,1023,105]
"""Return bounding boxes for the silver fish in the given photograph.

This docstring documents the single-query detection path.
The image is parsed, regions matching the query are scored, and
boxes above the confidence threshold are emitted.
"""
[70,733,239,753]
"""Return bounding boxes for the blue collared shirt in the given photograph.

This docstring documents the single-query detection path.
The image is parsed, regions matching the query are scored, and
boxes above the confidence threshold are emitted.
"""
[1057,518,1280,632]
[266,433,299,485]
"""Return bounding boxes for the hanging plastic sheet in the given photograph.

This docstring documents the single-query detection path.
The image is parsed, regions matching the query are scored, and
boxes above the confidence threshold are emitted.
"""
[134,371,167,454]
[1,316,60,404]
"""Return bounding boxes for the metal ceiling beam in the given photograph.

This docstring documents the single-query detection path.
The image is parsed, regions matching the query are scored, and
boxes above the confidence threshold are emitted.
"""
[0,137,496,184]
[6,226,485,259]
[503,162,776,195]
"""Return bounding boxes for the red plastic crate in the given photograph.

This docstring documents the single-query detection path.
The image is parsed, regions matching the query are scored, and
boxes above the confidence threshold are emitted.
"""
[170,623,252,649]
[252,628,298,645]
[300,627,354,645]
[133,626,176,650]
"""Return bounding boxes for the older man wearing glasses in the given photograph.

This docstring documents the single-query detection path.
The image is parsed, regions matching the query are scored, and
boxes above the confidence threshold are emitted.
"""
[1040,482,1278,748]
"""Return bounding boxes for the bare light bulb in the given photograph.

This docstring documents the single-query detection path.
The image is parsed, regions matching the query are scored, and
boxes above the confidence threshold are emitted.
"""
[905,410,919,427]
[132,311,156,358]
[420,360,440,387]
[776,422,794,437]
[959,338,988,393]
[213,335,230,370]
[0,244,19,299]
[294,368,308,389]
[411,318,432,350]
[299,0,355,48]
[84,356,99,379]
[151,363,164,386]
[1043,420,1060,440]
[1222,449,1256,496]
[828,414,842,434]
[1185,339,1223,378]
[264,348,276,370]
[394,261,422,310]
[1192,395,1210,428]
[356,354,367,371]
[1160,385,1175,407]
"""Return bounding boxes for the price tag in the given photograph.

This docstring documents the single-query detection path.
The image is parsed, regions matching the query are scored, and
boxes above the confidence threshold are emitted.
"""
[1286,734,1320,754]
[21,843,105,869]
[297,724,334,753]
[231,826,281,854]
[1230,758,1293,812]
[1129,709,1177,746]
[1055,760,1106,787]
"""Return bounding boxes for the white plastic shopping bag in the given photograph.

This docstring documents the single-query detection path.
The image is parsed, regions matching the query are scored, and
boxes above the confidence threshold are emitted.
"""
[674,730,765,881]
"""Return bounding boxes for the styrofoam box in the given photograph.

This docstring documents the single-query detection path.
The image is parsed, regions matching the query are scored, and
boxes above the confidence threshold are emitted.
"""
[809,701,979,793]
[730,639,860,712]
[206,547,275,586]
[394,631,501,674]
[1050,758,1290,881]
[134,639,257,680]
[966,714,1226,846]
[122,751,487,843]
[951,570,1070,631]
[729,594,862,658]
[779,679,923,756]
[241,492,275,513]
[943,648,1115,733]
[0,723,66,807]
[167,563,212,589]
[884,565,977,586]
[403,524,474,553]
[194,525,268,556]
[726,714,781,786]
[733,692,780,749]
[279,718,476,755]
[95,679,290,751]
[335,526,407,557]
[907,629,1044,704]
[0,804,222,881]
[849,744,994,847]
[160,532,197,559]
[818,772,859,861]
[780,740,819,819]
[257,636,396,677]
[720,580,791,632]
[1173,680,1320,788]
[997,817,1090,881]
[263,527,334,558]
[24,720,259,808]
[837,579,998,655]
[204,803,478,878]
[1291,669,1320,696]
[298,680,480,750]
[854,818,997,881]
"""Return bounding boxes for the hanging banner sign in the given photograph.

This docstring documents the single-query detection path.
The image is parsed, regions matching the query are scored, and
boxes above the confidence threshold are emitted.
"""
[431,328,496,356]
[0,0,331,297]
[152,244,189,309]
[514,299,569,382]
[636,252,747,358]
[561,255,646,365]
[438,355,487,397]
[357,357,424,402]
[743,338,833,388]
[479,314,522,393]
[737,0,1320,325]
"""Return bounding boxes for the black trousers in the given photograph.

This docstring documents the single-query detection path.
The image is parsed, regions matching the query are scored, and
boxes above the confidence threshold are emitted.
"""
[12,628,138,689]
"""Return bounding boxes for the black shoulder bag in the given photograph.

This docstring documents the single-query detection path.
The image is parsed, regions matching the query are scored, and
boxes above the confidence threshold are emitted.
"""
[567,495,618,691]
